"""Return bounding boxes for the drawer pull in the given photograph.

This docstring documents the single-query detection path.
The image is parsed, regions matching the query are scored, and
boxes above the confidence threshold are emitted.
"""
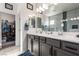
[66,46,77,51]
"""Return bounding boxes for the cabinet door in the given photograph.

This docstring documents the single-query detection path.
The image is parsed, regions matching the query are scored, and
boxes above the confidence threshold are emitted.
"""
[33,40,40,56]
[53,47,77,56]
[28,35,33,52]
[40,42,51,56]
[61,41,79,55]
[28,36,31,52]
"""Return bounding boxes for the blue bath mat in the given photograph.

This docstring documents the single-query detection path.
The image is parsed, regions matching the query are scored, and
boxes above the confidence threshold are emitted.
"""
[19,50,33,56]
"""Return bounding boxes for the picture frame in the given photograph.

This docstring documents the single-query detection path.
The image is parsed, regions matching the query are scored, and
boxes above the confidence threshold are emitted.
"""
[5,3,13,10]
[27,3,33,10]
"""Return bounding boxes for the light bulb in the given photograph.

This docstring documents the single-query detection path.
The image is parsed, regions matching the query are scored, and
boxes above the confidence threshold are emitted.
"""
[39,6,44,11]
[73,17,77,20]
[42,4,48,10]
[70,18,74,20]
[77,17,79,20]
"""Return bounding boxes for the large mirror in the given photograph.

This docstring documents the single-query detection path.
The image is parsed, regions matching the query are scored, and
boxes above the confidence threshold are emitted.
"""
[41,3,79,32]
[28,16,42,28]
[28,3,79,32]
[28,17,35,28]
[37,17,42,28]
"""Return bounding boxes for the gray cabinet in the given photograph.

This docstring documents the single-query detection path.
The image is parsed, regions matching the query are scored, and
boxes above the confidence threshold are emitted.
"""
[27,34,79,56]
[28,35,33,52]
[61,41,79,55]
[33,36,40,56]
[40,42,51,56]
[40,37,46,43]
[46,38,60,48]
[28,35,31,52]
[53,47,77,56]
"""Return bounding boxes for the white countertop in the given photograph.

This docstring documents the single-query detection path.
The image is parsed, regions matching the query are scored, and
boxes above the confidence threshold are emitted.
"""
[27,31,79,44]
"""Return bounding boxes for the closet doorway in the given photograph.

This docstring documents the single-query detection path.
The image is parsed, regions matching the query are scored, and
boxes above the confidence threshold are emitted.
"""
[0,12,15,49]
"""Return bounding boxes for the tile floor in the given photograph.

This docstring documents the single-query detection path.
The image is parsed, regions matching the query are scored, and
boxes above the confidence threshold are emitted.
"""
[0,46,20,56]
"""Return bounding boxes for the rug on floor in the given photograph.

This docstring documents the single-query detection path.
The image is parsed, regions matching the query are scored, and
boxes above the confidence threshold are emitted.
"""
[19,50,33,56]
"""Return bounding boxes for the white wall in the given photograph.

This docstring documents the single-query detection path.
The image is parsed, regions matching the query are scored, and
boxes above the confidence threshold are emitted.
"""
[15,4,21,47]
[0,3,17,15]
[16,3,37,52]
[15,4,45,52]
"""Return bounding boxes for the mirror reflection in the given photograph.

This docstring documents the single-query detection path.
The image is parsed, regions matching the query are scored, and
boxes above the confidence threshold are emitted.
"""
[28,3,79,32]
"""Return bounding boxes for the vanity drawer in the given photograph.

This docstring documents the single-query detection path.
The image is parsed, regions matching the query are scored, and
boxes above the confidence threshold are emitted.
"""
[62,41,79,55]
[34,36,39,40]
[46,38,60,48]
[30,35,34,40]
[40,37,46,43]
[53,47,77,56]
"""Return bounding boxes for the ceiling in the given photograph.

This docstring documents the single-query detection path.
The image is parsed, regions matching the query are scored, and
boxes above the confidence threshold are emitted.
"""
[42,3,79,16]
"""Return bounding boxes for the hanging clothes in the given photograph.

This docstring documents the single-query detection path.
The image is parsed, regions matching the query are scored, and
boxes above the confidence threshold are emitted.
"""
[2,20,10,33]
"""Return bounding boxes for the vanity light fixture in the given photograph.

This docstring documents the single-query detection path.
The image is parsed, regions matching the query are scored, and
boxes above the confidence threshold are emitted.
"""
[70,18,74,20]
[77,17,79,20]
[36,4,49,13]
[39,6,45,11]
[73,17,77,20]
[36,6,44,13]
[70,17,79,21]
[42,4,48,10]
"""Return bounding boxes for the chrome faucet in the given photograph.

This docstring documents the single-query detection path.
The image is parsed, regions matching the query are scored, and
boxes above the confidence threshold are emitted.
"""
[58,31,63,35]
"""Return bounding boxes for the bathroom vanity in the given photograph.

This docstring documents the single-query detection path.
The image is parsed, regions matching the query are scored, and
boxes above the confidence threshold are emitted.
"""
[27,31,79,56]
[26,3,79,56]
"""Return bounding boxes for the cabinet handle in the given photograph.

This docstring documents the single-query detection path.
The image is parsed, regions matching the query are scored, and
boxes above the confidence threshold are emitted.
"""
[65,46,77,51]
